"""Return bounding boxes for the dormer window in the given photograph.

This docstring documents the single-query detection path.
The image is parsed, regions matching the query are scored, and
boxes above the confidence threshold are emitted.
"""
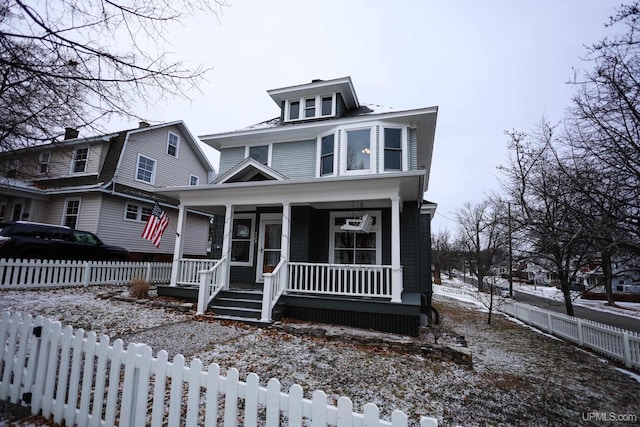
[285,94,336,122]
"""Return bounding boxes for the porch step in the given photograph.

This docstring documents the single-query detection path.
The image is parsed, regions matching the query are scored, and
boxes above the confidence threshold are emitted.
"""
[210,289,285,322]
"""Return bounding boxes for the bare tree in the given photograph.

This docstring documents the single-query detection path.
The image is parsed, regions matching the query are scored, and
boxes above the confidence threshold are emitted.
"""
[501,123,597,316]
[568,1,640,257]
[455,200,506,291]
[0,0,224,150]
[455,199,508,323]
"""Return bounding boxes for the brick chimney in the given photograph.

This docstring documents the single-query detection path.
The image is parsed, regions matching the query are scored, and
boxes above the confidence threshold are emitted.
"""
[64,127,79,140]
[139,121,150,128]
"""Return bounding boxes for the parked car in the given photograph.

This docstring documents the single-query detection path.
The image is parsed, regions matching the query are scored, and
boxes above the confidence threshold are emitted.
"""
[0,221,129,261]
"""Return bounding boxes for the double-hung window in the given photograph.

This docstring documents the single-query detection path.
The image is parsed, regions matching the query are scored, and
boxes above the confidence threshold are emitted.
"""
[230,214,255,266]
[39,152,50,174]
[319,133,335,176]
[125,203,153,221]
[383,128,403,171]
[72,147,88,173]
[63,198,81,229]
[167,132,180,157]
[330,211,381,265]
[136,154,156,184]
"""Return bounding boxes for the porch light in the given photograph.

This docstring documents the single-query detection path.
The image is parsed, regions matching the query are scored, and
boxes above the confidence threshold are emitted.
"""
[340,214,373,233]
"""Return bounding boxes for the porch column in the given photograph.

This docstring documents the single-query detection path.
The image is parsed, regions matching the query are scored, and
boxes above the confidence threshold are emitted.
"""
[220,204,234,290]
[391,196,402,302]
[280,202,291,290]
[169,203,187,287]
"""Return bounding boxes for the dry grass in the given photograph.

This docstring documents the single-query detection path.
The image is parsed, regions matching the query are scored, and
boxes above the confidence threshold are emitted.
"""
[130,277,151,299]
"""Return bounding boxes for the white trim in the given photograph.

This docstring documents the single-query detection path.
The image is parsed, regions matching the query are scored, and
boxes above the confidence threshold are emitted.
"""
[230,213,255,267]
[166,131,180,158]
[62,197,82,228]
[329,210,382,265]
[189,174,200,186]
[123,202,153,222]
[215,157,287,184]
[285,93,336,122]
[135,153,157,185]
[340,125,376,176]
[380,125,408,172]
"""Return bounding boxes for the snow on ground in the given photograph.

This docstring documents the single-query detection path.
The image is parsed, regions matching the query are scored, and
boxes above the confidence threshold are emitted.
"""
[443,276,640,321]
[1,285,640,426]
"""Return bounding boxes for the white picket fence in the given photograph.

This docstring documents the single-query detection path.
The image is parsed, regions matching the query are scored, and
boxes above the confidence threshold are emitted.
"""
[0,311,439,427]
[434,284,640,370]
[0,258,172,288]
[501,301,640,369]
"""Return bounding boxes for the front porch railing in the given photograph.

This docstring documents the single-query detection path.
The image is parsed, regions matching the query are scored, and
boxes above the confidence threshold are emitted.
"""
[287,262,394,299]
[196,256,227,314]
[261,258,287,322]
[178,258,219,286]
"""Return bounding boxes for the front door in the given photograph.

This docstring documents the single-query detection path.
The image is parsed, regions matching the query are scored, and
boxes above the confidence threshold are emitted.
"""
[256,215,282,282]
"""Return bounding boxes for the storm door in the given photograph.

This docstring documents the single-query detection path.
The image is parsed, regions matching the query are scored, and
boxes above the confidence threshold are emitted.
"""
[256,214,282,282]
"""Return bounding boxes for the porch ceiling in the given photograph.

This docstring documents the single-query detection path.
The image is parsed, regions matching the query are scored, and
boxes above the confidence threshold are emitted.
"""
[159,171,426,212]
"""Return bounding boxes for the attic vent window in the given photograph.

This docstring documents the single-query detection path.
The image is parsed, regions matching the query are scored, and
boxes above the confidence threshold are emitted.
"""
[285,94,335,122]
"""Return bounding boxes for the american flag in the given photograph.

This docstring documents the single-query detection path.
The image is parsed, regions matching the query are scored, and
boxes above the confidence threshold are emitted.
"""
[141,202,169,248]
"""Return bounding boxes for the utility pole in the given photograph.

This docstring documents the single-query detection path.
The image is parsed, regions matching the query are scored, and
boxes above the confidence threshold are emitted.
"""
[508,202,513,298]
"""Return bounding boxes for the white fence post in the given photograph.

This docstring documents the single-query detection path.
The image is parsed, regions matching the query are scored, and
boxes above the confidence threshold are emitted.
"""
[197,272,210,315]
[576,319,584,346]
[82,262,91,286]
[261,275,273,322]
[145,262,153,282]
[623,332,632,368]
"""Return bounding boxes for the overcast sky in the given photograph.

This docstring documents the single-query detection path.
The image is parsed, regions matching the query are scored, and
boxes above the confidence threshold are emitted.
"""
[115,0,622,234]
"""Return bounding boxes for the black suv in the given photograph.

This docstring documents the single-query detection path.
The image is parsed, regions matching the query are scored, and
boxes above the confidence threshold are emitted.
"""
[0,222,129,261]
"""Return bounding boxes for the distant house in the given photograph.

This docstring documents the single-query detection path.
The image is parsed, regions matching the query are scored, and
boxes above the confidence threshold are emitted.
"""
[0,121,215,260]
[159,77,439,336]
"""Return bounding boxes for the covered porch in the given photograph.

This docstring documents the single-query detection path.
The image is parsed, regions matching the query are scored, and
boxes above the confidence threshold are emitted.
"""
[159,171,430,332]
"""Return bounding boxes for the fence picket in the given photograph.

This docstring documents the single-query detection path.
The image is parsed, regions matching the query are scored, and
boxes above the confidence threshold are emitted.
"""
[64,328,85,425]
[150,350,169,427]
[89,335,110,427]
[288,384,304,427]
[0,312,20,400]
[337,396,353,427]
[52,325,74,423]
[135,345,153,427]
[312,390,328,426]
[224,368,240,427]
[104,339,124,427]
[168,354,185,426]
[186,358,203,427]
[78,332,97,427]
[266,378,281,426]
[204,363,221,426]
[244,373,260,427]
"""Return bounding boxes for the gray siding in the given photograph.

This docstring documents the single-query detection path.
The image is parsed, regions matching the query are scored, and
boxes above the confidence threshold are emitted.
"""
[96,195,208,255]
[46,194,101,231]
[271,140,316,179]
[409,128,418,170]
[116,125,210,189]
[218,147,245,176]
[399,202,420,293]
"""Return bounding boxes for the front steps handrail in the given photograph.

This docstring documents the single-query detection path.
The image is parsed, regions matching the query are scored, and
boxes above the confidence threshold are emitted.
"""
[196,256,228,314]
[261,258,287,322]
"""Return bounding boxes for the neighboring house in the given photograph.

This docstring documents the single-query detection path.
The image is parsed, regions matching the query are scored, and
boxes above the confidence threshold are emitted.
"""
[159,77,438,336]
[0,121,215,260]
